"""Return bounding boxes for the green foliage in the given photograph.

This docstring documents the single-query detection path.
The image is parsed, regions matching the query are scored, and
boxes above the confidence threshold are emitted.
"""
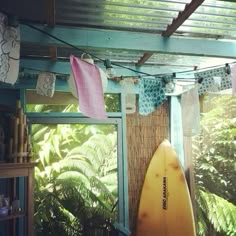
[32,120,118,235]
[198,190,236,236]
[193,95,236,236]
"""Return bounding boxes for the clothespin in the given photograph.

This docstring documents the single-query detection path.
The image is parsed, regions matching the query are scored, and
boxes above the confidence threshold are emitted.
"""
[197,78,204,84]
[225,63,231,74]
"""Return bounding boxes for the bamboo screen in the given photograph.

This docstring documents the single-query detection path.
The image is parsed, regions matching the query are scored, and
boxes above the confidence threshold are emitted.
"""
[126,101,169,235]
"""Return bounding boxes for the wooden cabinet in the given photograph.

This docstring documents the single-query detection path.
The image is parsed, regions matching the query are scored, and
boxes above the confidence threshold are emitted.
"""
[0,163,36,236]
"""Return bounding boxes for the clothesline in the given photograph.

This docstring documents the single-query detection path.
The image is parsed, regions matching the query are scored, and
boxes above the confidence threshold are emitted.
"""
[23,23,236,78]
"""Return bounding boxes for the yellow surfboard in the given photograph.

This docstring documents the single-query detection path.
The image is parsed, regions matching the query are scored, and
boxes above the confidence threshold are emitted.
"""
[136,139,196,236]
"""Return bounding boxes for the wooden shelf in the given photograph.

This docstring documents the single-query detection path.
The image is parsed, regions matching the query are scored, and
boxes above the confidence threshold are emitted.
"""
[0,162,37,168]
[0,213,25,221]
[0,162,36,236]
[0,162,37,178]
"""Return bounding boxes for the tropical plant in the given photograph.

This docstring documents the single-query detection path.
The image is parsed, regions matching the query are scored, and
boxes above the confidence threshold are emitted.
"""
[30,105,118,235]
[193,95,236,236]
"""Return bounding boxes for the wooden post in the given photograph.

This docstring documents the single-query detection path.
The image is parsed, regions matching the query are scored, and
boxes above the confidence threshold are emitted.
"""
[13,117,19,163]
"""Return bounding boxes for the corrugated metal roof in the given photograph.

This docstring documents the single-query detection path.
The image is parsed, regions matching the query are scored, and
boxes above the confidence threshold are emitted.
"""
[2,0,236,38]
[55,0,236,38]
[3,0,236,72]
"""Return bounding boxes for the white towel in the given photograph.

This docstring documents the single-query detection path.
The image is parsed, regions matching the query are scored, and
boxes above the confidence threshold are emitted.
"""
[120,78,136,114]
[181,86,200,137]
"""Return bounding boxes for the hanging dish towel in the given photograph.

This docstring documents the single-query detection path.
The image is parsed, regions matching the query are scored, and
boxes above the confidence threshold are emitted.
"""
[0,13,20,85]
[36,72,56,97]
[138,77,166,115]
[70,55,106,120]
[181,86,200,137]
[120,78,136,114]
[230,64,236,95]
[68,56,108,98]
[194,67,231,95]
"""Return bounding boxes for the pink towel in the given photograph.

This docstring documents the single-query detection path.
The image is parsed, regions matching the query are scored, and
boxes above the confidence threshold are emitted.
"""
[230,64,236,94]
[70,55,107,119]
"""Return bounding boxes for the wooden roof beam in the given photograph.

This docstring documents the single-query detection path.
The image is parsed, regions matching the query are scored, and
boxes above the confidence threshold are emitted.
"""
[136,52,153,66]
[136,0,204,66]
[45,0,56,27]
[49,46,57,61]
[162,0,204,37]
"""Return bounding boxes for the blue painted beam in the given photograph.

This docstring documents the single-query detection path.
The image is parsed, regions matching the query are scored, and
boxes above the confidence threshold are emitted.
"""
[20,24,236,59]
[20,59,191,78]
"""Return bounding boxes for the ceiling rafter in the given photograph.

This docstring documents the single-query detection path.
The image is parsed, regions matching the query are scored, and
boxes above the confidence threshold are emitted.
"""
[45,0,56,27]
[45,0,57,61]
[136,0,204,67]
[136,52,153,67]
[49,46,58,61]
[162,0,205,37]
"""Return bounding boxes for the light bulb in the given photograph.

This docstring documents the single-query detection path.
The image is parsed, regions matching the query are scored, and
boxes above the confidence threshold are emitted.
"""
[106,67,115,79]
[104,59,115,78]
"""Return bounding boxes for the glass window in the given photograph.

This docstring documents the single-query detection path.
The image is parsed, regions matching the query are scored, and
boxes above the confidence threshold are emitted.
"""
[31,121,119,235]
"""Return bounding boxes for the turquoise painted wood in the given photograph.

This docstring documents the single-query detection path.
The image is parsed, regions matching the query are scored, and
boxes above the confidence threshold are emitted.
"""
[0,89,19,106]
[21,24,236,58]
[120,92,130,233]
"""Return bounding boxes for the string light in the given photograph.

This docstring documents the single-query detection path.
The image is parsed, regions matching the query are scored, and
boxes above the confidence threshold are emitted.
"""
[104,59,115,78]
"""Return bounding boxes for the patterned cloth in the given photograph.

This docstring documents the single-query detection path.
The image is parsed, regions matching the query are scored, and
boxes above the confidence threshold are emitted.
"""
[36,72,56,97]
[194,67,232,95]
[230,64,236,94]
[0,13,20,85]
[138,77,166,115]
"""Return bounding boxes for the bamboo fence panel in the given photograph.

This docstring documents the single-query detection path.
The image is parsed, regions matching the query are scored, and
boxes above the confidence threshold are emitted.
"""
[126,101,169,235]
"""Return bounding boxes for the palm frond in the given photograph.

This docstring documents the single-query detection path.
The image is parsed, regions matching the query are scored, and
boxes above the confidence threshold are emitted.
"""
[199,190,236,236]
[56,171,90,187]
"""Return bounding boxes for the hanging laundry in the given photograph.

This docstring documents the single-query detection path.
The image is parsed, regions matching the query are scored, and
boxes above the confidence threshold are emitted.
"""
[0,13,20,85]
[138,77,166,115]
[181,86,200,137]
[68,55,108,98]
[230,64,236,95]
[36,72,56,97]
[194,67,231,95]
[162,74,175,94]
[70,55,107,120]
[120,78,136,114]
[170,96,184,167]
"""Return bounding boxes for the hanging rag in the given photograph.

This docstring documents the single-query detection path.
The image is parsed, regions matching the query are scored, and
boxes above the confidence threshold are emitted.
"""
[138,77,166,115]
[68,56,108,98]
[170,96,184,167]
[181,86,200,137]
[36,72,56,97]
[0,13,20,85]
[120,78,136,114]
[194,67,231,95]
[70,55,107,120]
[162,74,175,94]
[230,64,236,95]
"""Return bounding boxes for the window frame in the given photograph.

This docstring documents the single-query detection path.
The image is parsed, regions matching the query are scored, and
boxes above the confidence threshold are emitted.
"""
[20,88,130,235]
